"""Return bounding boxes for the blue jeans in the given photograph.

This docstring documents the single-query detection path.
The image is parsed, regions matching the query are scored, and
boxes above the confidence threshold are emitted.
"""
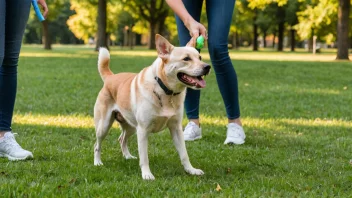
[176,0,240,120]
[0,0,31,131]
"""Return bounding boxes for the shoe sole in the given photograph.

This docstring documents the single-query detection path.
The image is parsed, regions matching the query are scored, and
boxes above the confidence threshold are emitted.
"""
[224,137,245,145]
[0,153,33,161]
[184,135,202,141]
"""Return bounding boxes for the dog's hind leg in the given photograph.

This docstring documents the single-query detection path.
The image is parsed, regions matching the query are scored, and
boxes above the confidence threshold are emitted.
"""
[118,123,136,159]
[94,106,115,166]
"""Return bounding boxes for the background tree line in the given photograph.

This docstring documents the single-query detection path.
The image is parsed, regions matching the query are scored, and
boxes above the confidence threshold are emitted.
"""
[24,0,351,59]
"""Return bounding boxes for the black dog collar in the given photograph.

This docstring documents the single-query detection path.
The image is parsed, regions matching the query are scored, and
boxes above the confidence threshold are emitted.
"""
[154,76,180,96]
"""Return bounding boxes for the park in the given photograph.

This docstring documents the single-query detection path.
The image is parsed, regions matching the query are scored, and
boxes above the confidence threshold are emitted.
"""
[0,0,351,197]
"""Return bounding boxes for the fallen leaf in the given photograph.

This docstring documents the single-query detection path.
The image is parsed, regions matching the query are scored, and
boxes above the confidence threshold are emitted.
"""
[69,178,77,184]
[0,171,8,176]
[58,185,65,190]
[216,184,222,192]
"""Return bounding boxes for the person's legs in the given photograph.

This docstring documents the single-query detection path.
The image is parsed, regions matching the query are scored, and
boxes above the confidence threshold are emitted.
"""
[206,0,241,123]
[206,0,245,144]
[0,0,33,160]
[175,0,203,126]
[0,0,6,134]
[0,0,31,134]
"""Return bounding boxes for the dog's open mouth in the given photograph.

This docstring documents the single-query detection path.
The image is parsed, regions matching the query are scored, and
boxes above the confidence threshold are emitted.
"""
[177,73,207,88]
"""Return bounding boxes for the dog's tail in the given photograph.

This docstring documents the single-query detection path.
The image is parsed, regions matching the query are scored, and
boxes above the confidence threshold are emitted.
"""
[98,47,113,81]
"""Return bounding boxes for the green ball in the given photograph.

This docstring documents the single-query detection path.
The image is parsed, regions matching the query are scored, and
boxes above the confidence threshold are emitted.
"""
[196,35,204,49]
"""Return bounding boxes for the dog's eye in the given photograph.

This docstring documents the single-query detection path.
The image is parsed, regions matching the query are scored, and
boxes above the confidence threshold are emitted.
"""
[199,56,202,60]
[183,57,191,61]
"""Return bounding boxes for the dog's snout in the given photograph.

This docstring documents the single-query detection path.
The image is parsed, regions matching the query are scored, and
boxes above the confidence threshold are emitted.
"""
[203,65,211,74]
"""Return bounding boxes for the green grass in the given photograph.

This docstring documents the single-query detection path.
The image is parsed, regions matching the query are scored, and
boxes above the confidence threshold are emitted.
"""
[0,45,351,197]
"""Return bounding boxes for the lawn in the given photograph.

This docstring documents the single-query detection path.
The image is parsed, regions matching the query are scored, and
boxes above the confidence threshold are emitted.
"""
[0,45,351,197]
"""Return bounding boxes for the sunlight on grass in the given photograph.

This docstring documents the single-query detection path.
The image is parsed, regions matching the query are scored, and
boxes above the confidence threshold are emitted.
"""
[297,88,342,95]
[20,52,91,58]
[14,114,94,129]
[19,47,352,62]
[14,113,352,130]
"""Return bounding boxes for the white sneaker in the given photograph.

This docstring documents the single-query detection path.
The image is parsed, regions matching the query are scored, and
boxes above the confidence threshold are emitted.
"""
[224,123,246,145]
[184,121,202,141]
[0,132,33,161]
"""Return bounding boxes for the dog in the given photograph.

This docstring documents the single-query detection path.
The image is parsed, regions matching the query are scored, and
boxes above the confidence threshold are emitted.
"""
[93,34,211,180]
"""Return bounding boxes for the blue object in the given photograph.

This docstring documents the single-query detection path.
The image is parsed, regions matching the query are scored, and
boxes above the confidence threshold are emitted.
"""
[32,0,45,22]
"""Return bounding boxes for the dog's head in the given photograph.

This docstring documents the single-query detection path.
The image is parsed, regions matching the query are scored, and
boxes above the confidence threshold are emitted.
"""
[155,34,211,90]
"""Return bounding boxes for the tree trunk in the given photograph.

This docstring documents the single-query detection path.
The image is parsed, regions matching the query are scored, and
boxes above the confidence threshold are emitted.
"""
[290,28,295,52]
[42,20,51,50]
[149,22,156,49]
[272,30,276,49]
[277,6,285,51]
[95,0,108,51]
[308,29,314,52]
[277,22,284,51]
[336,0,350,60]
[157,14,167,36]
[263,30,267,48]
[232,32,239,49]
[253,24,258,51]
[235,31,240,49]
[253,11,258,51]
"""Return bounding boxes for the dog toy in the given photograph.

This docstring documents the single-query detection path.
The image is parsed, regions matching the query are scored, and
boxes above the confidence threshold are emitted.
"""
[32,0,45,22]
[196,35,204,49]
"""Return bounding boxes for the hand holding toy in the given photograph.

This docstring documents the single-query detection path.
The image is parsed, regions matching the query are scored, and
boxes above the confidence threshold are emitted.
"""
[196,35,205,50]
[32,0,45,22]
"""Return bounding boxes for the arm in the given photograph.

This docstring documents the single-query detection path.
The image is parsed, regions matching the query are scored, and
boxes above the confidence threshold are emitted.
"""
[166,0,207,42]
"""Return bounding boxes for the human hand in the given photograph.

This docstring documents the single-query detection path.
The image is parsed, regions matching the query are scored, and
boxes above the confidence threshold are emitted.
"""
[37,0,48,18]
[185,18,207,47]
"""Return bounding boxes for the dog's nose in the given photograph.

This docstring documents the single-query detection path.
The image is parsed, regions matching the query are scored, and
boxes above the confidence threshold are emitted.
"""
[203,65,211,74]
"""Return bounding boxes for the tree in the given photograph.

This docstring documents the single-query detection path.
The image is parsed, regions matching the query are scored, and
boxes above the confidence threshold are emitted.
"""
[67,0,121,44]
[336,0,350,60]
[247,0,289,51]
[256,8,275,48]
[231,1,254,49]
[120,0,169,49]
[285,0,300,51]
[295,0,338,52]
[41,0,67,49]
[253,9,259,51]
[96,0,108,51]
[276,5,285,51]
[25,1,82,45]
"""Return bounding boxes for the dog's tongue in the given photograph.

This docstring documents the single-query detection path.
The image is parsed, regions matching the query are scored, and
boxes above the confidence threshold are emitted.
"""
[185,75,206,88]
[196,77,206,88]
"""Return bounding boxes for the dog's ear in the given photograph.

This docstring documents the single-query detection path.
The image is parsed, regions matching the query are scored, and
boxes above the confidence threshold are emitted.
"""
[186,37,195,48]
[155,34,174,61]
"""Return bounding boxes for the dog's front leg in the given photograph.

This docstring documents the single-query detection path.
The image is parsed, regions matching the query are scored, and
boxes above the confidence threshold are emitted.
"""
[168,122,204,176]
[137,126,154,180]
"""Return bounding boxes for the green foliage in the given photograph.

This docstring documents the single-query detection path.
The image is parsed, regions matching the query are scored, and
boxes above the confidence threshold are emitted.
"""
[67,0,122,43]
[231,1,254,44]
[247,0,288,10]
[295,0,338,40]
[24,0,80,44]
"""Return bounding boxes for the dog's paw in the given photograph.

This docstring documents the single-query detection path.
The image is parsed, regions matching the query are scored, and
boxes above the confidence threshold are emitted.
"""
[94,160,104,166]
[185,168,204,176]
[124,154,137,160]
[142,172,155,180]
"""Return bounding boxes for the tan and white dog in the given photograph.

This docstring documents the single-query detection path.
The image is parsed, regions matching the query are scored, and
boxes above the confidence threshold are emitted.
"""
[93,34,211,180]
